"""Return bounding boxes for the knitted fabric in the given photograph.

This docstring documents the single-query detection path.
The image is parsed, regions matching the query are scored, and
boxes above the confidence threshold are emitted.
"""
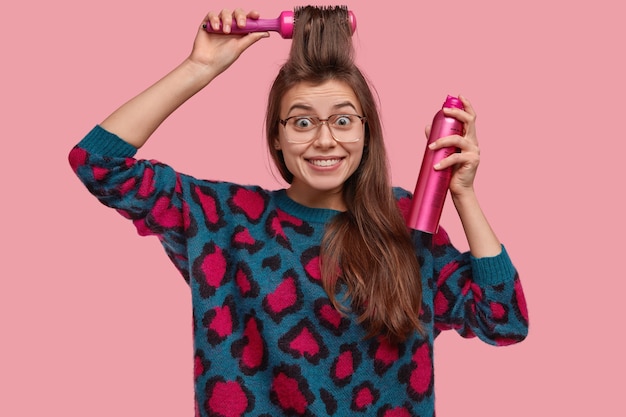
[69,125,529,417]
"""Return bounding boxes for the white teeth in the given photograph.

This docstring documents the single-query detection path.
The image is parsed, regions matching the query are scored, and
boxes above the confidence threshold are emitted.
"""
[310,159,341,167]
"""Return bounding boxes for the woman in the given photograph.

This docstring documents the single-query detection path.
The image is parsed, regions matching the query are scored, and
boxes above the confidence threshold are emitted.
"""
[69,7,528,416]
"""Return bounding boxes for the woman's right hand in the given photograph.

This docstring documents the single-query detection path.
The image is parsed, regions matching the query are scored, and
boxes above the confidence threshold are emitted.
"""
[188,8,269,75]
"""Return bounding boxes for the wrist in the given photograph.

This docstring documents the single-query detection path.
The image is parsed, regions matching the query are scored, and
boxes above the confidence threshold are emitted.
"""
[179,58,220,89]
[450,186,476,203]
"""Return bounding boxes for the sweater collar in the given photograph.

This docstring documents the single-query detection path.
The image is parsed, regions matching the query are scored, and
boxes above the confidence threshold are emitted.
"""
[274,189,342,224]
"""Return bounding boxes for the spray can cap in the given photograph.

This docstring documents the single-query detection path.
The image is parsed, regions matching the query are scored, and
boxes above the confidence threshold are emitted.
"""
[443,95,464,110]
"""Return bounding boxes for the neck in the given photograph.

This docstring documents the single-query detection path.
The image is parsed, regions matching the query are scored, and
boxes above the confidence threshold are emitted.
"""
[286,186,346,211]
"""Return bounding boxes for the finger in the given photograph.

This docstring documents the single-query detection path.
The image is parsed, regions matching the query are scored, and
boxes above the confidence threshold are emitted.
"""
[219,9,233,33]
[428,134,464,150]
[247,10,261,20]
[433,152,463,170]
[203,11,221,31]
[442,105,477,142]
[238,31,270,50]
[434,151,479,171]
[424,124,431,139]
[442,106,471,124]
[455,95,478,139]
[458,95,476,117]
[233,8,248,28]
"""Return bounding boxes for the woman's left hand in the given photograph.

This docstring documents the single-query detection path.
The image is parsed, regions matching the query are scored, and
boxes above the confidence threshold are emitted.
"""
[425,95,480,198]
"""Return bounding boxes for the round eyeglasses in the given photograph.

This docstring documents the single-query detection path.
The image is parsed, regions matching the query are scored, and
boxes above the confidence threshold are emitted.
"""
[279,114,366,144]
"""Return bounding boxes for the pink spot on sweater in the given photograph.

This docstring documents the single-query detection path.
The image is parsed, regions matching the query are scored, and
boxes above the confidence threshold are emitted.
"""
[201,245,227,288]
[207,380,248,417]
[232,188,265,221]
[433,291,449,316]
[240,317,264,369]
[409,343,432,395]
[468,282,483,301]
[382,407,412,417]
[304,255,321,281]
[289,327,320,357]
[194,355,204,379]
[137,167,155,197]
[374,336,400,366]
[193,185,221,225]
[276,209,304,227]
[68,147,87,172]
[269,216,287,240]
[266,277,297,313]
[354,387,374,409]
[119,178,136,195]
[491,302,506,320]
[334,350,354,379]
[236,268,251,295]
[133,218,151,236]
[272,373,308,414]
[319,304,341,328]
[92,166,109,181]
[433,226,450,246]
[234,228,255,245]
[152,196,181,228]
[396,196,411,222]
[208,305,233,338]
[437,261,459,286]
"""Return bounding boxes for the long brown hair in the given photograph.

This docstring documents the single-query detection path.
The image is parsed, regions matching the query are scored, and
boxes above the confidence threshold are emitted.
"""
[265,6,422,343]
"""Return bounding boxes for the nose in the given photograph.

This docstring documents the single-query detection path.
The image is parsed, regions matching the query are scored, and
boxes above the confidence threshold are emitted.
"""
[313,121,337,147]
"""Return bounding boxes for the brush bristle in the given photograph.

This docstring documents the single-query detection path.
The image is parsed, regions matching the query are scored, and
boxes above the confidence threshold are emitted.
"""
[293,4,349,16]
[291,5,353,35]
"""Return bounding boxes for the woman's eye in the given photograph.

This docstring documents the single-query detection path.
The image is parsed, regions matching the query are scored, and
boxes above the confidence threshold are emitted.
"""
[334,116,352,127]
[294,118,313,129]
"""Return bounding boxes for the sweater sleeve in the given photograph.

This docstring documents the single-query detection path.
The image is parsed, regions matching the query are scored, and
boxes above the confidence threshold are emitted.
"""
[68,125,190,282]
[430,227,529,346]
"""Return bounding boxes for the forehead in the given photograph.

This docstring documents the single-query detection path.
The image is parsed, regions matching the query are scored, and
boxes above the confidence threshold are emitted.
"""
[280,79,361,114]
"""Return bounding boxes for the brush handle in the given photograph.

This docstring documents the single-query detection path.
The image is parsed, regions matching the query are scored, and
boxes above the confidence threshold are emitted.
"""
[203,11,294,39]
[202,10,356,39]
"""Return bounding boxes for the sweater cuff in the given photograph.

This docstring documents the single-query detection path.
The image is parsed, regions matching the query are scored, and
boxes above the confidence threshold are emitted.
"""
[77,125,138,158]
[470,245,517,285]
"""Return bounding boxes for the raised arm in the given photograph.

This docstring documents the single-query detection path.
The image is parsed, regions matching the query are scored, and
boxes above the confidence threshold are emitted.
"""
[100,9,269,148]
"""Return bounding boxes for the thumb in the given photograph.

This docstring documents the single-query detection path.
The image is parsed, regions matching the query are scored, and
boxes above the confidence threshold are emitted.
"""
[238,31,270,51]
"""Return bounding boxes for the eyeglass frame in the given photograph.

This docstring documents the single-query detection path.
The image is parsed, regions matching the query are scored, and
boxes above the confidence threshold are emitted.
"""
[278,114,367,144]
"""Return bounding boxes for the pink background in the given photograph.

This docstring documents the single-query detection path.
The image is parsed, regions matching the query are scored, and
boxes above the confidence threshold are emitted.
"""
[2,0,624,415]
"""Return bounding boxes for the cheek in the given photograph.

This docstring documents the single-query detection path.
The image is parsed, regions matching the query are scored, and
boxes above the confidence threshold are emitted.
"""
[279,146,302,173]
[350,146,365,168]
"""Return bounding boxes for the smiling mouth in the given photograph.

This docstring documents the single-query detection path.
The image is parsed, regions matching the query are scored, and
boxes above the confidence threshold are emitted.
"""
[307,158,344,167]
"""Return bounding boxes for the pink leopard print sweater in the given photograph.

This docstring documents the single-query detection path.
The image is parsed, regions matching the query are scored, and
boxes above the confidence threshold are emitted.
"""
[69,125,529,417]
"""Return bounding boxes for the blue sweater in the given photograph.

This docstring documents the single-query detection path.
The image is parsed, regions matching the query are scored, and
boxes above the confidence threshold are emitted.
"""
[69,126,528,417]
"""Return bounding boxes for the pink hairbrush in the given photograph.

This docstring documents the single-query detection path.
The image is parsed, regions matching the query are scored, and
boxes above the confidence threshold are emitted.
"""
[202,7,357,39]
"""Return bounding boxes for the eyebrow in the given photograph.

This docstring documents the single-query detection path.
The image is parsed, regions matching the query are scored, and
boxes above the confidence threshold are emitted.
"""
[285,101,359,116]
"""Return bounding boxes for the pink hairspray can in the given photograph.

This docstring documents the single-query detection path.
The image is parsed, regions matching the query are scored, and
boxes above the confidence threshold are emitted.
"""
[407,95,465,233]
